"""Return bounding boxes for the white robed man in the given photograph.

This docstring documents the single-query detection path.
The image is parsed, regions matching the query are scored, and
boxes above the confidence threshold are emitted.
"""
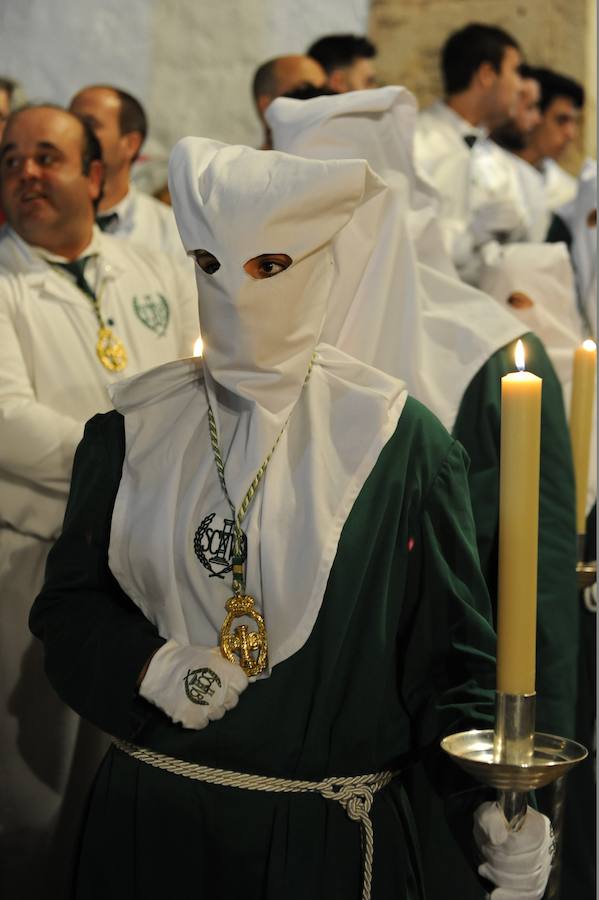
[30,135,553,900]
[0,104,198,899]
[414,23,531,283]
[490,65,550,242]
[517,68,585,215]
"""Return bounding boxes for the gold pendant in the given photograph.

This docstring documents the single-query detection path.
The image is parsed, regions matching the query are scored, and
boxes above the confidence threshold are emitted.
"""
[96,326,128,372]
[220,594,268,677]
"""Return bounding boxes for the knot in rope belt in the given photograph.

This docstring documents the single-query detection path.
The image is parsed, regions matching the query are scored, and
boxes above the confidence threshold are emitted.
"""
[114,739,398,900]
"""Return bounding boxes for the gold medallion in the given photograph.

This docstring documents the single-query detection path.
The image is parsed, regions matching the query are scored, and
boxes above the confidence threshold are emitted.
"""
[220,594,268,677]
[96,326,128,372]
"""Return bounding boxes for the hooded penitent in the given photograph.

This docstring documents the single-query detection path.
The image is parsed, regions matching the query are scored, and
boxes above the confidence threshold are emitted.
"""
[479,240,596,514]
[267,86,526,430]
[107,138,407,674]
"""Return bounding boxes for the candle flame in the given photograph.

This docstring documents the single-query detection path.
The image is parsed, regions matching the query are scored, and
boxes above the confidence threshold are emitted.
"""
[193,336,204,357]
[515,339,525,371]
[582,338,597,352]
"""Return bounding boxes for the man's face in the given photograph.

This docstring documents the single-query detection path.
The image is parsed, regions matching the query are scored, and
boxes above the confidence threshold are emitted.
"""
[529,96,580,160]
[0,107,101,249]
[70,87,133,176]
[0,90,11,141]
[485,46,523,129]
[329,57,377,92]
[514,78,542,136]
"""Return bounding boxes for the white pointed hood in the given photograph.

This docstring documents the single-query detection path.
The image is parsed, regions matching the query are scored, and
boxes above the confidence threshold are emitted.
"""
[107,138,407,672]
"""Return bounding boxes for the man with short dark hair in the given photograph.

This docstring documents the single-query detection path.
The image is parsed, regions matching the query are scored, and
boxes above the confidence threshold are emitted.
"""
[415,24,528,282]
[0,103,198,897]
[70,85,183,258]
[308,34,377,92]
[491,66,550,241]
[517,67,585,211]
[252,55,326,149]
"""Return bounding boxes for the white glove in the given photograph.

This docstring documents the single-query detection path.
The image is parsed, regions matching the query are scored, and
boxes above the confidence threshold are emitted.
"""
[473,801,553,899]
[471,201,528,246]
[139,639,248,729]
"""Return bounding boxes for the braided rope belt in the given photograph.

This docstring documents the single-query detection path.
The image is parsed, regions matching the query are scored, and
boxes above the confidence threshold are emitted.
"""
[114,739,398,900]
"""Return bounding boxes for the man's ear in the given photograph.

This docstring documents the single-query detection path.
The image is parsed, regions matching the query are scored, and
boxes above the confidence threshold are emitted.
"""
[122,130,144,166]
[476,61,498,91]
[87,159,104,202]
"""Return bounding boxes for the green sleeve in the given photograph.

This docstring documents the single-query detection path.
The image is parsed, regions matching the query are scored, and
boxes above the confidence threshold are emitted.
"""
[453,333,579,738]
[402,438,496,751]
[401,435,496,888]
[29,411,166,739]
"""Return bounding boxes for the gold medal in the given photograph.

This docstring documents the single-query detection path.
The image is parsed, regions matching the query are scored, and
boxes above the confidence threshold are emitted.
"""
[220,594,268,677]
[96,326,128,372]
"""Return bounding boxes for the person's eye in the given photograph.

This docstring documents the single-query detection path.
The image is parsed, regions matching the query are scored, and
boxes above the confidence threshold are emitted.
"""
[243,253,292,280]
[193,250,220,275]
[38,153,55,166]
[259,259,285,276]
[1,156,18,171]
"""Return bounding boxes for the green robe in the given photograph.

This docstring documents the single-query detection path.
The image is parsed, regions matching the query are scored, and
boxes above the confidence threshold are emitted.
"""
[410,332,579,900]
[31,397,497,900]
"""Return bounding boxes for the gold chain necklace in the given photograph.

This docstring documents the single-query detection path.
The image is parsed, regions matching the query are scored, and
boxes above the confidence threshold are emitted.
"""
[206,355,316,677]
[52,258,128,372]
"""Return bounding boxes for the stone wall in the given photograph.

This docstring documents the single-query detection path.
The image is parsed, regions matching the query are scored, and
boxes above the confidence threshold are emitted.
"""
[369,0,596,171]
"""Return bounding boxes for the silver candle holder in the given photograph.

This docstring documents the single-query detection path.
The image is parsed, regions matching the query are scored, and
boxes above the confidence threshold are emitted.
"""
[441,692,587,831]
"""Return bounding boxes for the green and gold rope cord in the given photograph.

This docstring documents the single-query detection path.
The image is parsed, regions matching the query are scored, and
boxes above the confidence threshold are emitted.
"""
[205,352,317,576]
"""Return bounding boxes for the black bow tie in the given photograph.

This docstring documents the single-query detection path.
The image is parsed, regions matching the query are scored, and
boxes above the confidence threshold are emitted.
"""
[96,211,119,233]
[463,134,478,149]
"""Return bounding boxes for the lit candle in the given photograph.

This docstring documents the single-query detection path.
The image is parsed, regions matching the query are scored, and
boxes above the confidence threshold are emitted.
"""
[193,335,204,357]
[496,339,542,695]
[569,339,596,536]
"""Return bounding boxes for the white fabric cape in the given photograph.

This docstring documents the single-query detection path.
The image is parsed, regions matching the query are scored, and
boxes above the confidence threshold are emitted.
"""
[108,349,406,671]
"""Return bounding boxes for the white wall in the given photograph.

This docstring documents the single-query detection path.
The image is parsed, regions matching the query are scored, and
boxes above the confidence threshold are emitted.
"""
[0,0,369,158]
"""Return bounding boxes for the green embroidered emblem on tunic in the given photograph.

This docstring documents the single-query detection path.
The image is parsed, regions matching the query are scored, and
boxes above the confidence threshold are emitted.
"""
[132,294,170,336]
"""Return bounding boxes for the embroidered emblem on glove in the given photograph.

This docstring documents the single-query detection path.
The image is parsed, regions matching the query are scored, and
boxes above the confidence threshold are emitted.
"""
[184,667,222,705]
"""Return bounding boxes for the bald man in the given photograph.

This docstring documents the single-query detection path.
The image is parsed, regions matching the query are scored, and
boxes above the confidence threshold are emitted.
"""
[252,55,326,149]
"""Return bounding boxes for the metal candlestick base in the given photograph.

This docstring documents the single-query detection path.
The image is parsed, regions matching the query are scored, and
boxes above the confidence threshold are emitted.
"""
[441,692,587,831]
[576,560,596,590]
[576,534,596,591]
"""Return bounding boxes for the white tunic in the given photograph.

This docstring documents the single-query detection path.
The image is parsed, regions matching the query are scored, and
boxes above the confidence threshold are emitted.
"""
[0,225,199,541]
[414,100,529,281]
[541,158,578,212]
[498,150,551,243]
